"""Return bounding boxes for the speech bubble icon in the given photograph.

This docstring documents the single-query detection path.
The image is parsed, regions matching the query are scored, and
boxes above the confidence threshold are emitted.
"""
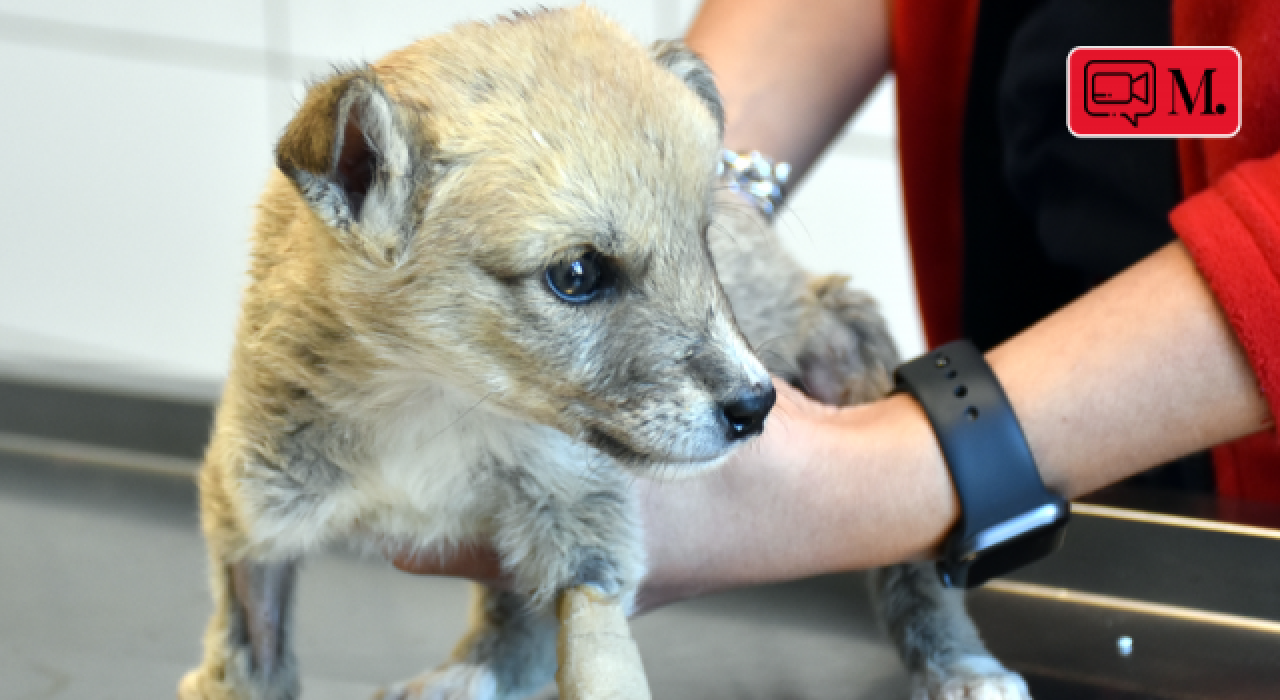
[1084,60,1156,126]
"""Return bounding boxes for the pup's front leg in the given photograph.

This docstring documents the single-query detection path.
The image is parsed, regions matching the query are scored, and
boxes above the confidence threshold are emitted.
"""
[181,458,302,700]
[556,585,651,700]
[872,563,1030,700]
[376,585,559,700]
[180,557,299,700]
[379,478,644,700]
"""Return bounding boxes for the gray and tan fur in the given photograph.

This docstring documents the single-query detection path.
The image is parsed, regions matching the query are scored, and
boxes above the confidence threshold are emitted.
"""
[179,7,1027,700]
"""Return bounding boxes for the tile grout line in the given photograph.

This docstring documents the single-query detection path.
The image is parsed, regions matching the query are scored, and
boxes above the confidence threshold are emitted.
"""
[0,10,328,79]
[0,10,896,162]
[0,430,199,480]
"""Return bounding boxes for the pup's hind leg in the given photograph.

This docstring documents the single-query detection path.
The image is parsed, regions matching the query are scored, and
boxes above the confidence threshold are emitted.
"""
[376,585,558,700]
[872,563,1030,700]
[179,556,300,700]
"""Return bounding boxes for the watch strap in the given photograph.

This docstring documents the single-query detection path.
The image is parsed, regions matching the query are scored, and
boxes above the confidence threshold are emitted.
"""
[895,340,1067,586]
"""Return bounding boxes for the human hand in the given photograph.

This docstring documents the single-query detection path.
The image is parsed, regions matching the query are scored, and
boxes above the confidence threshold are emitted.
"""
[389,542,509,589]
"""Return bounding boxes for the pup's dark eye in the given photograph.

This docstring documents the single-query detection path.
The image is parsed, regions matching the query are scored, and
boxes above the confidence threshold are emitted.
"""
[546,251,612,303]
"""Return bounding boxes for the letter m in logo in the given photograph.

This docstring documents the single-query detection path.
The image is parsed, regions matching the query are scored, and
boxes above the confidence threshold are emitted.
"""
[1168,68,1219,115]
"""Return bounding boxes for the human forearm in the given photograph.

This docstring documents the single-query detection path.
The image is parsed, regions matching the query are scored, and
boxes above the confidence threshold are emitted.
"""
[989,241,1271,498]
[638,241,1271,609]
[685,0,890,182]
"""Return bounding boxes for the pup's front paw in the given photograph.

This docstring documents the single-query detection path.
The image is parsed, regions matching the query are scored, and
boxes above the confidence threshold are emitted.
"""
[179,659,297,700]
[798,276,898,406]
[178,669,237,700]
[912,656,1031,700]
[374,663,499,700]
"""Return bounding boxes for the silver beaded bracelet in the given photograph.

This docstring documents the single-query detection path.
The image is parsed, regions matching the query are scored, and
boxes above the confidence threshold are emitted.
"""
[716,149,791,220]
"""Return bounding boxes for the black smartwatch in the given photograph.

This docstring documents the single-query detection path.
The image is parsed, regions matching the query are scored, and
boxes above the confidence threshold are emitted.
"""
[894,340,1069,588]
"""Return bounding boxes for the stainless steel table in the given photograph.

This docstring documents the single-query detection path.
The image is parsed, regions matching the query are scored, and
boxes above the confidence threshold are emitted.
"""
[3,378,1279,699]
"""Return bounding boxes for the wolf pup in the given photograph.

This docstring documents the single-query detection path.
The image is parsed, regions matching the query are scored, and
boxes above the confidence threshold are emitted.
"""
[179,7,1029,700]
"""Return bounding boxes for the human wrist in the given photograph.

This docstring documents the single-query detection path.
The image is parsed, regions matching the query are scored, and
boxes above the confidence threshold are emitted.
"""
[983,343,1072,497]
[895,342,1071,587]
[765,393,959,574]
[718,149,791,220]
[840,393,961,562]
[636,385,853,609]
[685,0,891,182]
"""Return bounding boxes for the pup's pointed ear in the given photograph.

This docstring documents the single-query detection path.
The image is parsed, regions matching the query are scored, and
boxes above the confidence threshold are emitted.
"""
[651,40,724,137]
[276,67,423,255]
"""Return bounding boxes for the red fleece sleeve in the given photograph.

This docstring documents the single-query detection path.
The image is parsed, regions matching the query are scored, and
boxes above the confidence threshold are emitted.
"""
[1170,154,1280,431]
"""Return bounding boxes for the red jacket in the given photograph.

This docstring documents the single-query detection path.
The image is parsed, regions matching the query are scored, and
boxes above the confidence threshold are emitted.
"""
[892,0,1280,500]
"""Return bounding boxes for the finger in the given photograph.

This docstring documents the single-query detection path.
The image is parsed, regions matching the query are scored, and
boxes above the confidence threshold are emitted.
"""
[389,544,505,583]
[769,374,843,419]
[771,376,807,402]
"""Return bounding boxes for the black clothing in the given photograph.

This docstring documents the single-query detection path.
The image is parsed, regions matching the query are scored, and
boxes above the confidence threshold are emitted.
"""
[960,0,1212,492]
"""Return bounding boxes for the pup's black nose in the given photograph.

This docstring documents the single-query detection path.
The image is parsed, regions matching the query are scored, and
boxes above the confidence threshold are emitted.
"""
[721,385,777,441]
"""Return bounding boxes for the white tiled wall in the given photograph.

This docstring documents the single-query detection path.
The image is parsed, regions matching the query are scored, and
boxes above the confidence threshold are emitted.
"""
[0,1,269,51]
[0,2,922,400]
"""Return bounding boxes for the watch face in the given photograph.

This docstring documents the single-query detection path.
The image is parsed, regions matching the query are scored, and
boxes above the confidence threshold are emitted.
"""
[940,505,1070,588]
[963,522,1068,588]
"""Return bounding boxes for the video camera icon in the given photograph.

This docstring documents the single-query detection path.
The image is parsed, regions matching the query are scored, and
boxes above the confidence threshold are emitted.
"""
[1083,60,1156,127]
